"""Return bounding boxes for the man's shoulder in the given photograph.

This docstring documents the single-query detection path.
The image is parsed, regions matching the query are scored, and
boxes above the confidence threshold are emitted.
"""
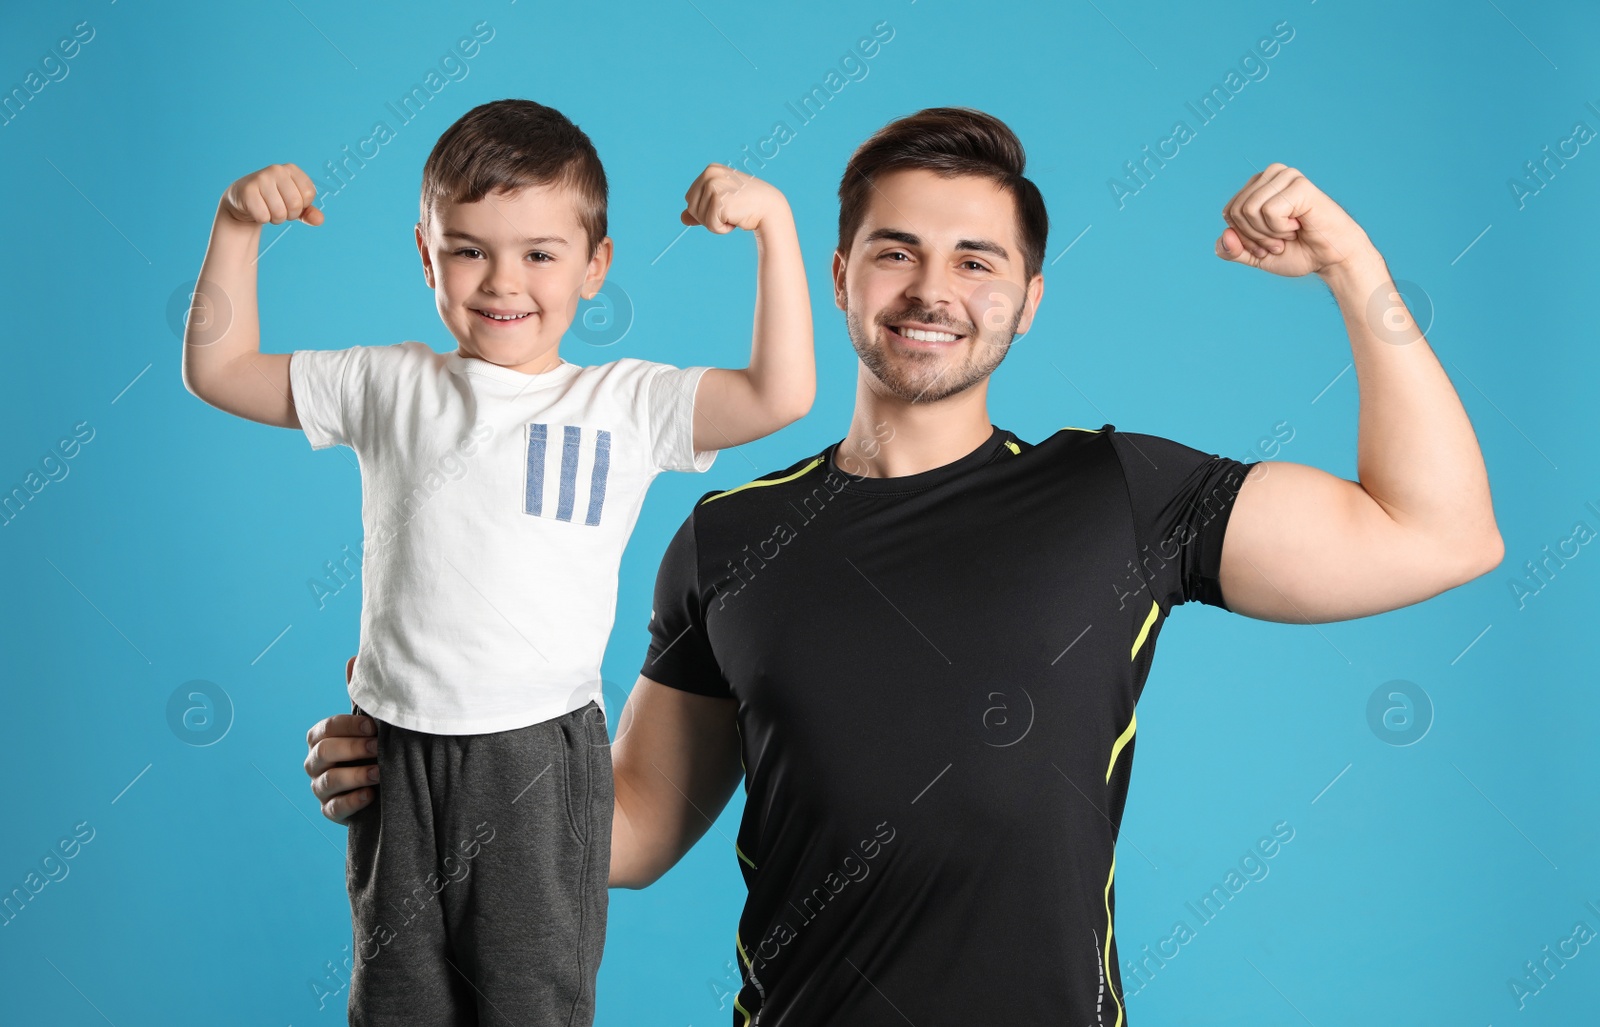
[1018,422,1120,465]
[1029,422,1229,472]
[1026,423,1114,449]
[690,447,834,514]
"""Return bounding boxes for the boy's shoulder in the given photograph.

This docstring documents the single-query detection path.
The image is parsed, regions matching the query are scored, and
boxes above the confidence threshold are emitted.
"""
[311,339,439,372]
[291,340,439,388]
[565,354,698,380]
[562,355,709,405]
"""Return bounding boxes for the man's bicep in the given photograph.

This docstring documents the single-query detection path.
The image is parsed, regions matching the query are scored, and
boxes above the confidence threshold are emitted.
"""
[1218,461,1454,623]
[616,675,742,799]
[611,675,742,885]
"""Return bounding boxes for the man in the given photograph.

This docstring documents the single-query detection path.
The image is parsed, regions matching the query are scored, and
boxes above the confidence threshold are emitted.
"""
[305,108,1502,1025]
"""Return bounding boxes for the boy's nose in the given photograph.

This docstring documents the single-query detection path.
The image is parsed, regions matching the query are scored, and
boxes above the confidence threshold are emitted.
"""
[483,264,523,296]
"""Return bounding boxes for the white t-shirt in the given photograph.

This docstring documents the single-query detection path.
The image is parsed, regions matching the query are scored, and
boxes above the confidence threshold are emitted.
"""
[289,341,716,734]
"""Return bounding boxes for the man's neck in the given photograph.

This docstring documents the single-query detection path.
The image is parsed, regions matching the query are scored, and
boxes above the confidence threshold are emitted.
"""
[836,366,995,478]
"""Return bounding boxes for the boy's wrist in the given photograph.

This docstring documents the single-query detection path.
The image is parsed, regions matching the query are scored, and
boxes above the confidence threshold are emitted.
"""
[751,198,797,241]
[213,199,263,236]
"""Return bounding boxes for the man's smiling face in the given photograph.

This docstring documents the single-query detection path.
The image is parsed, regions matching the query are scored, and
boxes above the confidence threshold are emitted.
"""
[833,167,1043,404]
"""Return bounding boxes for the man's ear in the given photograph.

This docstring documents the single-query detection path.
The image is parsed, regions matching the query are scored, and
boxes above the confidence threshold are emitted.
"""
[831,249,848,312]
[1014,274,1045,336]
[415,223,435,289]
[582,236,615,299]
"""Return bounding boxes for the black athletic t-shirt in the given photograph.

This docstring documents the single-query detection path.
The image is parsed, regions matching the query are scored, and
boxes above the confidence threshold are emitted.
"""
[641,424,1254,1027]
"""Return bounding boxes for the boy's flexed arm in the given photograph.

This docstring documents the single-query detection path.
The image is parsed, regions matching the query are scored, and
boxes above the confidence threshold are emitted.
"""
[679,165,816,451]
[181,163,324,427]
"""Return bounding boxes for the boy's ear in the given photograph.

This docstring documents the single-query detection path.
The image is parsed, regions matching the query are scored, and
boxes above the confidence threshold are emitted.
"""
[831,250,848,312]
[414,223,435,289]
[581,236,614,299]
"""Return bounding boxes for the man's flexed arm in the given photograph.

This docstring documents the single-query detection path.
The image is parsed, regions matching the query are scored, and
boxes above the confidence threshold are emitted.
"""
[609,675,744,889]
[1212,164,1503,622]
[181,163,324,428]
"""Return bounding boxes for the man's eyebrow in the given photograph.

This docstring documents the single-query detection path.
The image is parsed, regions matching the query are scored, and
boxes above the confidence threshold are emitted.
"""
[955,238,1009,260]
[863,228,1009,260]
[442,231,569,247]
[863,228,921,247]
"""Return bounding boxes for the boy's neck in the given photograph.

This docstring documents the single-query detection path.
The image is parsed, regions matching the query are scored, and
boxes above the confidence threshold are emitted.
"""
[457,345,566,376]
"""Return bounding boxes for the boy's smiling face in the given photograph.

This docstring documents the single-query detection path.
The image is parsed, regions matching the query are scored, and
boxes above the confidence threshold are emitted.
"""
[415,181,611,375]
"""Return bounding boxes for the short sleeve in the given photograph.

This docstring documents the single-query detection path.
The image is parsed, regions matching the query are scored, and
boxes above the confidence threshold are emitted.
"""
[642,364,717,474]
[640,510,730,697]
[289,347,365,450]
[1109,431,1255,610]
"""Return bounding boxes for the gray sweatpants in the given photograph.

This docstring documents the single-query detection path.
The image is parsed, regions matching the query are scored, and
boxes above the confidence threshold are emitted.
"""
[344,699,612,1026]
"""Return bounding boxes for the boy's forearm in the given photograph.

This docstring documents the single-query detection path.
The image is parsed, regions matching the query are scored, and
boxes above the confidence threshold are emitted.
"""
[745,209,815,423]
[690,209,815,452]
[181,203,263,395]
[181,203,300,429]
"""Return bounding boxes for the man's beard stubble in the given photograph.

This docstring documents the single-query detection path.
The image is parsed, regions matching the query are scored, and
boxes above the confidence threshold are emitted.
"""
[845,304,1023,404]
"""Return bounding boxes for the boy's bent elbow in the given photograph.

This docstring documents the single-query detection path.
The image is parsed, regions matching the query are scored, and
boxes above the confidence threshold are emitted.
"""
[180,363,212,404]
[778,380,816,427]
[181,367,232,414]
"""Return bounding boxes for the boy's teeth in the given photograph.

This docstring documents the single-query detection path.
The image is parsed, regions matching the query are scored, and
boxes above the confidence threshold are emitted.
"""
[900,326,958,343]
[480,310,529,321]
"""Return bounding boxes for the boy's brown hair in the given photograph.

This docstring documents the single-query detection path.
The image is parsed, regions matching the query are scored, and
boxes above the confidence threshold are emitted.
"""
[837,107,1049,281]
[419,99,608,254]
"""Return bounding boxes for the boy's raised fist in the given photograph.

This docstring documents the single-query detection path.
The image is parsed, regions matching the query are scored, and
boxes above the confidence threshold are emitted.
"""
[221,163,325,227]
[679,164,788,235]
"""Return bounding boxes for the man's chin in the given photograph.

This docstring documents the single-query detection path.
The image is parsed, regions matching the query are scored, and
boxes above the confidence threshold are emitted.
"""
[871,362,979,404]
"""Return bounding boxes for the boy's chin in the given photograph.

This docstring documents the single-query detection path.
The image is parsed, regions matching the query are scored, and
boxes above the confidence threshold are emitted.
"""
[457,338,564,372]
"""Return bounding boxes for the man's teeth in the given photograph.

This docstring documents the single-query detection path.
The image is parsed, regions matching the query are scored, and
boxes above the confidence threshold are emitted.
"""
[479,310,530,321]
[897,326,959,343]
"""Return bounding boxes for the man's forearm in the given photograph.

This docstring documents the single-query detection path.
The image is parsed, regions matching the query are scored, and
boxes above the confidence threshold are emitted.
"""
[609,780,650,889]
[1322,244,1501,564]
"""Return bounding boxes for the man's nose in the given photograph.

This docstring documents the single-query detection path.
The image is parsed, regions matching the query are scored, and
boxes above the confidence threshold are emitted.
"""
[904,261,954,309]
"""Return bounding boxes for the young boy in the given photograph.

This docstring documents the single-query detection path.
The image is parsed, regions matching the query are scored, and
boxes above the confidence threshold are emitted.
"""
[181,99,814,1025]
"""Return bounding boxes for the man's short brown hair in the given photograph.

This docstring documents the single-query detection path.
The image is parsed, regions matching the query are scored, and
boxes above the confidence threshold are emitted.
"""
[837,107,1049,281]
[419,99,608,254]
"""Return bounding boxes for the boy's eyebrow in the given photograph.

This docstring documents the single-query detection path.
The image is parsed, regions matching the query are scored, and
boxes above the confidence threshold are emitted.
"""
[862,227,1009,260]
[442,231,570,247]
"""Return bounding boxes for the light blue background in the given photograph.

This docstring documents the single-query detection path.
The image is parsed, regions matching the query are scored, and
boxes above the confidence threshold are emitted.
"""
[2,1,1596,1024]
